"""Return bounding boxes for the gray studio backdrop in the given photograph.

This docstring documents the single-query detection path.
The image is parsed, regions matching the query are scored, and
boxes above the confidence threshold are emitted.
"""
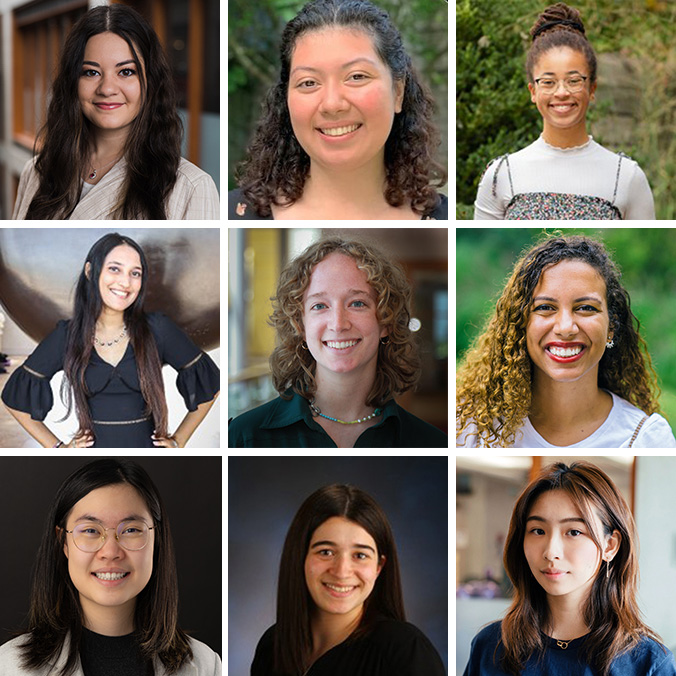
[228,456,448,675]
[0,456,222,657]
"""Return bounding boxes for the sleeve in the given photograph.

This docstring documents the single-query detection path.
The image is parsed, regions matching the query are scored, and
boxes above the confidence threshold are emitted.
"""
[379,622,446,676]
[12,158,38,220]
[0,321,67,420]
[634,414,676,448]
[623,163,655,220]
[148,313,220,411]
[473,159,507,220]
[652,648,676,675]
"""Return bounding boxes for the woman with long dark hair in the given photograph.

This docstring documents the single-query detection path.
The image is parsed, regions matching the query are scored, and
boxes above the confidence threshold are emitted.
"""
[456,234,675,447]
[228,0,447,220]
[1,233,220,448]
[251,484,444,675]
[12,5,219,220]
[0,458,221,675]
[464,461,676,675]
[228,237,447,448]
[474,3,654,220]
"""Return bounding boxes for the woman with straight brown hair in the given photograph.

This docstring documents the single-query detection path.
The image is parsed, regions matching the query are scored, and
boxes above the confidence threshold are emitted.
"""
[464,461,676,675]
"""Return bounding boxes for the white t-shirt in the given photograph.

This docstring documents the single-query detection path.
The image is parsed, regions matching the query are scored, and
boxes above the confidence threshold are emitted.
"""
[474,136,655,220]
[457,392,676,448]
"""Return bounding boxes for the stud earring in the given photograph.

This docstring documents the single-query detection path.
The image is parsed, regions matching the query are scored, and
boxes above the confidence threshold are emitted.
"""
[606,338,614,349]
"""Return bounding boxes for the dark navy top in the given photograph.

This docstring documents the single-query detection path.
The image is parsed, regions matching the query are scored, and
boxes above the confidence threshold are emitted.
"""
[228,390,447,448]
[1,312,220,448]
[464,621,676,676]
[251,619,446,676]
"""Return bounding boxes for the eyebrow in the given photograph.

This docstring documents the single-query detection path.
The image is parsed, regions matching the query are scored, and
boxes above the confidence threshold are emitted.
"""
[532,295,602,303]
[74,513,147,524]
[526,515,586,525]
[306,289,371,301]
[83,60,136,68]
[107,260,143,271]
[291,57,379,77]
[536,70,584,77]
[310,539,377,554]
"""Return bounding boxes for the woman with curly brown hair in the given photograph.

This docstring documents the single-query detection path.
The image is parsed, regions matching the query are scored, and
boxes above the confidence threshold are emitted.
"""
[474,2,654,220]
[464,461,676,675]
[228,0,447,221]
[229,237,447,447]
[456,234,675,447]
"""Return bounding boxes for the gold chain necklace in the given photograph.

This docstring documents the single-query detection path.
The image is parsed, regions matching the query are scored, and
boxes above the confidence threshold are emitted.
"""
[556,639,571,649]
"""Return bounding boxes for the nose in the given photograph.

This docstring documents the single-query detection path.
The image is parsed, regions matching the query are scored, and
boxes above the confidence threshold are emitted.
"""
[553,80,571,96]
[97,531,124,558]
[329,552,353,577]
[328,306,351,332]
[96,72,119,97]
[318,80,349,115]
[554,308,578,337]
[543,533,562,561]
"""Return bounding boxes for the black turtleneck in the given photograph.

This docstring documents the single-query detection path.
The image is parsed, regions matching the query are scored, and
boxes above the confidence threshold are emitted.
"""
[80,627,153,676]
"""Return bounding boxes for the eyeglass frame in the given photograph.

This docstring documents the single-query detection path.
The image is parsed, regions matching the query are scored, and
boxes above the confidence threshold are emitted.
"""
[533,74,589,93]
[63,520,155,552]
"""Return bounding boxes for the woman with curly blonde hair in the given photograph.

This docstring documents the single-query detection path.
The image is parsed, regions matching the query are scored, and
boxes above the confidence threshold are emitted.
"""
[457,235,675,448]
[229,237,447,447]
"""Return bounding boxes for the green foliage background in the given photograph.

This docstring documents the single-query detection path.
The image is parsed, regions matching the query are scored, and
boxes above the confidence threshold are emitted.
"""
[456,228,676,425]
[456,0,676,219]
[228,0,448,190]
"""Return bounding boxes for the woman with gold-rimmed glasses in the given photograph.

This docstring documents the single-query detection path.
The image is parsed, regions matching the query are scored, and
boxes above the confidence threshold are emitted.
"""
[474,2,654,220]
[0,458,221,675]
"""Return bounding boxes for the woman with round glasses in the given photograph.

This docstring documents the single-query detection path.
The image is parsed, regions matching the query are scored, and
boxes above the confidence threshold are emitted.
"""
[0,458,221,675]
[251,484,445,675]
[473,2,654,220]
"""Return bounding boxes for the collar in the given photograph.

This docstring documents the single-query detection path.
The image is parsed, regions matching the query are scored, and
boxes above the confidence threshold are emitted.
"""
[260,390,400,432]
[77,158,128,217]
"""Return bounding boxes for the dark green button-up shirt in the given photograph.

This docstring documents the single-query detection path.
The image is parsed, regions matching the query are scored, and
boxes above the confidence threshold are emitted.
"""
[228,391,447,448]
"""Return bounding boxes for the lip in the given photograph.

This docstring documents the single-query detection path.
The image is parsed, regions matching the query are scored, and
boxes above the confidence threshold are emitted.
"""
[94,102,124,110]
[316,123,362,141]
[541,568,567,579]
[109,288,131,298]
[549,102,577,114]
[322,581,358,597]
[91,569,131,587]
[544,341,587,363]
[322,338,362,352]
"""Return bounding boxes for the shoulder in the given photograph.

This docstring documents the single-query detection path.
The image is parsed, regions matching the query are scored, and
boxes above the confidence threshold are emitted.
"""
[365,619,445,671]
[613,636,675,672]
[609,394,676,447]
[175,158,216,188]
[424,194,448,220]
[228,398,284,441]
[0,636,33,672]
[184,637,221,673]
[392,403,447,448]
[469,621,502,649]
[368,619,435,645]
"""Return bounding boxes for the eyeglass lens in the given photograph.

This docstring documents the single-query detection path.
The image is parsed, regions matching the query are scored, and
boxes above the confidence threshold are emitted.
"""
[72,521,149,552]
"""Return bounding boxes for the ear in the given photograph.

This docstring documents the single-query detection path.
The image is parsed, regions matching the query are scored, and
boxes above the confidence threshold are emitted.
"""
[590,80,597,101]
[603,529,621,564]
[528,82,536,104]
[58,526,69,560]
[84,262,91,280]
[376,554,386,575]
[394,78,405,114]
[380,325,388,339]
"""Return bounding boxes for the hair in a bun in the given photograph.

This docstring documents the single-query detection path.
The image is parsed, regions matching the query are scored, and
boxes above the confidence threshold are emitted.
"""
[526,3,596,84]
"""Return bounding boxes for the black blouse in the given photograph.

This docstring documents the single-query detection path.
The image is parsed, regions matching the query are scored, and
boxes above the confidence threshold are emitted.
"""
[1,312,220,448]
[228,188,449,220]
[251,619,446,676]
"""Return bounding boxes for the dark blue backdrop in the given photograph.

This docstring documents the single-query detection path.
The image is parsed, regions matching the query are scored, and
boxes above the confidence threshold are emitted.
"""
[228,456,448,675]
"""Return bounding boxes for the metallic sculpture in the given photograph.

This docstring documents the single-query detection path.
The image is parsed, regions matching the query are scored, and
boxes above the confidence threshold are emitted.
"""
[0,228,220,350]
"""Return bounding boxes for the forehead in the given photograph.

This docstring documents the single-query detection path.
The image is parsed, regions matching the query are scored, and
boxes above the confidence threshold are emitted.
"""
[84,31,135,62]
[68,483,151,522]
[533,259,606,299]
[310,516,377,547]
[528,488,582,517]
[304,252,374,298]
[291,26,386,72]
[533,46,589,76]
[103,244,142,268]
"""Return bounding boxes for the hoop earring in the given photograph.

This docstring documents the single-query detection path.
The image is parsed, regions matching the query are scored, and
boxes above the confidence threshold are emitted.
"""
[380,336,390,345]
[301,341,308,350]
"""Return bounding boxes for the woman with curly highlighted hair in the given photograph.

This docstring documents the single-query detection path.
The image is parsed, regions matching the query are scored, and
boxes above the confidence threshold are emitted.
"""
[457,234,675,447]
[464,461,676,675]
[13,5,219,220]
[228,0,447,220]
[229,237,447,447]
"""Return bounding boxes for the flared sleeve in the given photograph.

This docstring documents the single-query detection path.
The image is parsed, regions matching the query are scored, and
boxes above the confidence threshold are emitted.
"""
[147,313,220,411]
[1,320,68,420]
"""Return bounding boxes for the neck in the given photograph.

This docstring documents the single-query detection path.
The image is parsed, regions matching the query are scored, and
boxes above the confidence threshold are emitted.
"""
[546,592,590,640]
[90,127,129,164]
[310,606,362,661]
[541,121,589,149]
[97,307,126,331]
[313,363,379,422]
[301,156,392,219]
[81,597,135,637]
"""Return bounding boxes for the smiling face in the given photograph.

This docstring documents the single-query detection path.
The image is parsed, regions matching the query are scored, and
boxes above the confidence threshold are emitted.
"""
[526,259,612,386]
[96,244,143,315]
[287,27,404,173]
[302,252,387,380]
[528,46,596,142]
[63,483,154,633]
[304,516,383,623]
[523,489,618,609]
[78,32,143,137]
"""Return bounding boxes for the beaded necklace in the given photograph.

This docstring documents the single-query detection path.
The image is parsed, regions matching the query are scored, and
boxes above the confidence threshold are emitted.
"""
[309,399,382,425]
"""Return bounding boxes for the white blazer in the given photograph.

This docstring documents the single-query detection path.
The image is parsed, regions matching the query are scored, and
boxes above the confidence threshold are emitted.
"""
[12,156,220,220]
[0,634,221,675]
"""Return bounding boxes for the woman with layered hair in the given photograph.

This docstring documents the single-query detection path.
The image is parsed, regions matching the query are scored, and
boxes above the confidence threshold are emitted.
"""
[228,237,447,447]
[0,458,221,675]
[456,234,675,447]
[251,484,445,675]
[473,2,654,220]
[2,233,220,448]
[12,4,219,220]
[228,0,447,220]
[464,461,676,675]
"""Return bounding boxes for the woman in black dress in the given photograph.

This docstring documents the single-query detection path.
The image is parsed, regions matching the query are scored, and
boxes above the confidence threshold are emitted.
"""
[1,233,219,448]
[250,484,445,676]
